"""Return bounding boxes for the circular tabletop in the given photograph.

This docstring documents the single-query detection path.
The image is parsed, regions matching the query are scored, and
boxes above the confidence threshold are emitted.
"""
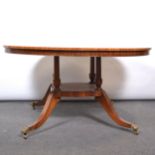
[4,45,151,57]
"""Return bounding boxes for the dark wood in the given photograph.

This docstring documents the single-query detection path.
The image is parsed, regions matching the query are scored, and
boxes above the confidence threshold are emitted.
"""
[4,45,151,138]
[89,57,95,84]
[53,56,61,90]
[4,45,150,57]
[96,57,102,89]
[60,83,102,97]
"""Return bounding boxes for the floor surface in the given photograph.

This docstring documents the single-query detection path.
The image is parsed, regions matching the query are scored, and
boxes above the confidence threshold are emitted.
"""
[0,100,155,155]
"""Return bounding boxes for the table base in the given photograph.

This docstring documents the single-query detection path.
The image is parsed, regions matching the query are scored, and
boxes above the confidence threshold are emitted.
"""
[21,57,139,139]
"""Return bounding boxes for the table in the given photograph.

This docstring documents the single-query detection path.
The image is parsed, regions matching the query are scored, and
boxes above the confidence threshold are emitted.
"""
[4,45,151,139]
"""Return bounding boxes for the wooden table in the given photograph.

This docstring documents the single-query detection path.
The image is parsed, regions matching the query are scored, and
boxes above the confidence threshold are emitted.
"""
[4,46,151,139]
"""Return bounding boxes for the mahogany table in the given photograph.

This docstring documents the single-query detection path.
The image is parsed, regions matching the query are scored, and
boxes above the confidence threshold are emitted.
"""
[4,45,151,139]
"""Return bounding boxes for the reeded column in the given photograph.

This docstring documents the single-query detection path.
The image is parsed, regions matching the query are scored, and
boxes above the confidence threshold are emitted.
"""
[89,57,96,84]
[53,56,61,90]
[96,57,102,89]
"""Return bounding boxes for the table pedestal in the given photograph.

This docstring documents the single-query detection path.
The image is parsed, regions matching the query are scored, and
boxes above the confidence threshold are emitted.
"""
[21,56,139,139]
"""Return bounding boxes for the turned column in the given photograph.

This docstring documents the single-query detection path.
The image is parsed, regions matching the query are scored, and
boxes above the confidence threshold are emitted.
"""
[96,57,102,89]
[53,56,61,90]
[89,57,96,84]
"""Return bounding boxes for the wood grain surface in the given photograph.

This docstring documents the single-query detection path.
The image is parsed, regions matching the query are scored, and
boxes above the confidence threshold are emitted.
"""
[4,45,150,57]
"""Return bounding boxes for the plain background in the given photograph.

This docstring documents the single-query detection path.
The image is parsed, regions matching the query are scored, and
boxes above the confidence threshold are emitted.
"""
[0,0,154,100]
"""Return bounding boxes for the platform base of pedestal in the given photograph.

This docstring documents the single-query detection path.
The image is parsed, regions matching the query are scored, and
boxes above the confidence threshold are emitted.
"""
[21,83,139,139]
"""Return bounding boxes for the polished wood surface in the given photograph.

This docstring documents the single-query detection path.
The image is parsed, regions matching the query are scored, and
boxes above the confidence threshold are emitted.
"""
[60,83,102,97]
[89,57,95,84]
[4,45,150,56]
[22,92,59,136]
[4,46,150,138]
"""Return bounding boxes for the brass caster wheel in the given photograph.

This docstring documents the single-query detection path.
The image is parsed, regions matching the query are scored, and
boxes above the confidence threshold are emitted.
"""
[131,124,139,135]
[22,134,28,139]
[21,128,29,139]
[32,100,44,110]
[32,101,37,110]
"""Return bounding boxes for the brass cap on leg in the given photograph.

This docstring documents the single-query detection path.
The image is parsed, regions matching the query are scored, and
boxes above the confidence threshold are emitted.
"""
[131,124,139,135]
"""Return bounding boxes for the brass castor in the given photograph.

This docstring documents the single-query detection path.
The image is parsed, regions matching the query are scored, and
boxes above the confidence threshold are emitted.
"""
[32,101,43,110]
[131,124,139,135]
[21,128,29,139]
[32,101,37,110]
